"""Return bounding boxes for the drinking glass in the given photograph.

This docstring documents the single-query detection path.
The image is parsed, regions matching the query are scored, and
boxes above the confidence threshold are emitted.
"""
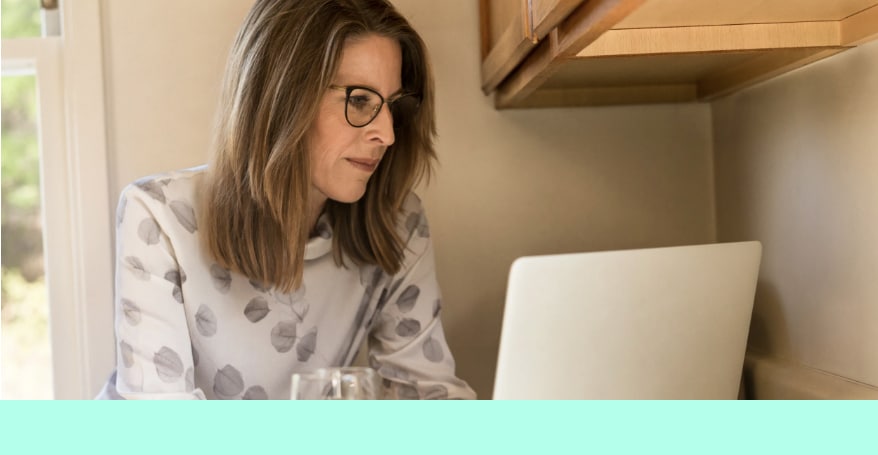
[291,366,382,400]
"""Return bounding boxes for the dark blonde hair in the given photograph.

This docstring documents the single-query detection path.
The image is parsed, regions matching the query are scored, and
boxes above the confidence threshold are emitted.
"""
[201,0,436,292]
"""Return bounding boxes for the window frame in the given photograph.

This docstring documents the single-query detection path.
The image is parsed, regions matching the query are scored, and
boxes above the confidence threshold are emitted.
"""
[1,0,114,399]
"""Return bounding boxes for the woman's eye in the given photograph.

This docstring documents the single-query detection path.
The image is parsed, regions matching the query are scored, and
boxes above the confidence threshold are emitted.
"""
[348,95,373,111]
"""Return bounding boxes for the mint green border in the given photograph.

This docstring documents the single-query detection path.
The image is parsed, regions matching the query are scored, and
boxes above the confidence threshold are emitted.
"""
[1,401,874,454]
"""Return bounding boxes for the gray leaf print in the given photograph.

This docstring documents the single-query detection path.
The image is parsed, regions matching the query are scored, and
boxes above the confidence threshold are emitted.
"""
[379,364,410,381]
[164,269,186,287]
[192,346,200,367]
[272,284,306,306]
[169,200,197,233]
[296,327,317,362]
[290,301,309,322]
[213,365,244,398]
[405,212,429,238]
[125,256,150,280]
[423,337,445,363]
[165,270,186,303]
[195,304,218,337]
[120,340,134,368]
[243,386,268,400]
[117,195,128,227]
[270,320,297,353]
[396,285,420,313]
[405,212,420,235]
[185,367,195,392]
[244,297,270,323]
[433,299,442,318]
[396,382,420,400]
[395,318,421,337]
[137,218,161,245]
[210,264,231,293]
[121,298,142,325]
[135,179,166,203]
[249,279,270,292]
[154,347,184,383]
[422,384,449,400]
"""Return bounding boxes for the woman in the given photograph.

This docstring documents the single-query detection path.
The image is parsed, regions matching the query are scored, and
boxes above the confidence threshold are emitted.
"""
[98,0,475,399]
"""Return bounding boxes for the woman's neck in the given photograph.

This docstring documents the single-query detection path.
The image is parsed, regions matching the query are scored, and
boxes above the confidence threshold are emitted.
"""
[307,192,327,237]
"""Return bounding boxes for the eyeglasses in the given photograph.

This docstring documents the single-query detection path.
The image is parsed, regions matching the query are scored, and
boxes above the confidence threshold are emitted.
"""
[329,85,420,128]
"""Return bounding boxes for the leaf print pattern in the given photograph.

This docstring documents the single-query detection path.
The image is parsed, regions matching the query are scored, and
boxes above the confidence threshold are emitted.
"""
[405,211,429,238]
[121,298,142,325]
[137,218,161,245]
[395,382,420,400]
[125,256,150,280]
[164,270,186,303]
[249,279,270,293]
[154,346,184,383]
[422,384,449,400]
[396,285,419,313]
[169,200,197,233]
[270,320,297,353]
[120,340,134,368]
[296,327,317,362]
[134,179,166,203]
[195,304,218,337]
[395,318,421,337]
[405,212,420,235]
[120,299,142,325]
[243,386,268,400]
[213,365,244,398]
[210,264,231,293]
[423,337,444,363]
[244,297,270,323]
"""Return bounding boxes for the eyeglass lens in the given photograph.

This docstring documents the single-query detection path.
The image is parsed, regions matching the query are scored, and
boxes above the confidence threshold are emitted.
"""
[345,87,419,128]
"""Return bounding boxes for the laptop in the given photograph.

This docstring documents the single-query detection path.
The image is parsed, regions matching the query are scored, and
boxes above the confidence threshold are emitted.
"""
[492,241,762,399]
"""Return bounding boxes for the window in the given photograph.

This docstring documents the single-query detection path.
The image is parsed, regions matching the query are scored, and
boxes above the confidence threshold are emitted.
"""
[1,0,114,399]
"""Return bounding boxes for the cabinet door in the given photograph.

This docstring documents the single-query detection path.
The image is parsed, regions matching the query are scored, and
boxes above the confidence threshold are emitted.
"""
[480,0,584,94]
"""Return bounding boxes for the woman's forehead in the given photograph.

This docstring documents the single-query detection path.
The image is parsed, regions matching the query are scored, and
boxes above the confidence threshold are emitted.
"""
[334,35,402,95]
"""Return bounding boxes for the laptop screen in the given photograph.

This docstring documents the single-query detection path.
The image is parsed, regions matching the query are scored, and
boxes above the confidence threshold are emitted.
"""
[493,241,762,399]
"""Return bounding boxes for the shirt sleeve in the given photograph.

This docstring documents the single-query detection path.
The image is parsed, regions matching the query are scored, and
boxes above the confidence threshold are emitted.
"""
[111,183,205,399]
[367,195,477,399]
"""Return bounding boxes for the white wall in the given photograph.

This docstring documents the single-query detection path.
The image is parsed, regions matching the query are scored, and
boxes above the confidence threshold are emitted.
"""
[99,0,716,397]
[713,40,878,388]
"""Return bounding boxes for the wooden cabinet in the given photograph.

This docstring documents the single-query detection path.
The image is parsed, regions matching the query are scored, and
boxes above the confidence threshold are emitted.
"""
[480,0,878,108]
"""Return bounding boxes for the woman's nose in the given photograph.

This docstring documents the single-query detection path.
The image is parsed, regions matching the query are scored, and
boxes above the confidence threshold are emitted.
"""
[368,103,395,146]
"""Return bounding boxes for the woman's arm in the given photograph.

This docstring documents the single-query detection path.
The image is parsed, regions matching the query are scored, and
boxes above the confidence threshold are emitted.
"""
[367,194,476,399]
[107,181,204,399]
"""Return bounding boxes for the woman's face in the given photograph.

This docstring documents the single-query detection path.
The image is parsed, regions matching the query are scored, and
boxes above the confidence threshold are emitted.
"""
[309,34,402,205]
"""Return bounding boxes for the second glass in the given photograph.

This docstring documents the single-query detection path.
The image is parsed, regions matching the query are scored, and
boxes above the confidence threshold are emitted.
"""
[290,367,382,400]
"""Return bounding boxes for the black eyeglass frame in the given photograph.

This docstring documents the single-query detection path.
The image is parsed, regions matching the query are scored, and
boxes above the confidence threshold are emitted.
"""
[328,84,420,128]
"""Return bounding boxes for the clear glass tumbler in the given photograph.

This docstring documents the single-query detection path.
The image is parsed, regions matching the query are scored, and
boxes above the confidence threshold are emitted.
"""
[291,366,382,400]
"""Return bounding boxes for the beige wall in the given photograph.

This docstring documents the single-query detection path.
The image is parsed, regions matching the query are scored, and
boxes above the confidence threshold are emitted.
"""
[100,0,716,398]
[713,40,878,389]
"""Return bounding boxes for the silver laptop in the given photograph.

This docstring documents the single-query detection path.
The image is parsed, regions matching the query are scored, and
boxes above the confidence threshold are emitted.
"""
[493,241,762,399]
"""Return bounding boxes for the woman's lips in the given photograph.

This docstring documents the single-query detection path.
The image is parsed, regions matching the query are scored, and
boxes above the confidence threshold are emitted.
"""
[345,158,379,172]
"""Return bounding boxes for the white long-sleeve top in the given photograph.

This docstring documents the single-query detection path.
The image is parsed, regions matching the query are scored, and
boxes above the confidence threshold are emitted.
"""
[99,165,475,399]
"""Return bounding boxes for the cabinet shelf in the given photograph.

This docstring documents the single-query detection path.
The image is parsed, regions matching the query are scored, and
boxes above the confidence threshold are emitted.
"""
[480,0,878,108]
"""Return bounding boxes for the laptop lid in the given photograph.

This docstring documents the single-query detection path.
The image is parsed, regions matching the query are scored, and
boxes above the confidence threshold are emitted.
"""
[493,241,762,399]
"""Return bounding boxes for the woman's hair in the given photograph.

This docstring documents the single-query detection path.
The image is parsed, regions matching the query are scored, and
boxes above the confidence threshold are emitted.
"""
[201,0,436,292]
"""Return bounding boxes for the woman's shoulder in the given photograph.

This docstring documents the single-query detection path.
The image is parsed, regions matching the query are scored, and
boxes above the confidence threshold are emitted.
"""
[398,191,431,245]
[117,165,207,228]
[121,165,207,204]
